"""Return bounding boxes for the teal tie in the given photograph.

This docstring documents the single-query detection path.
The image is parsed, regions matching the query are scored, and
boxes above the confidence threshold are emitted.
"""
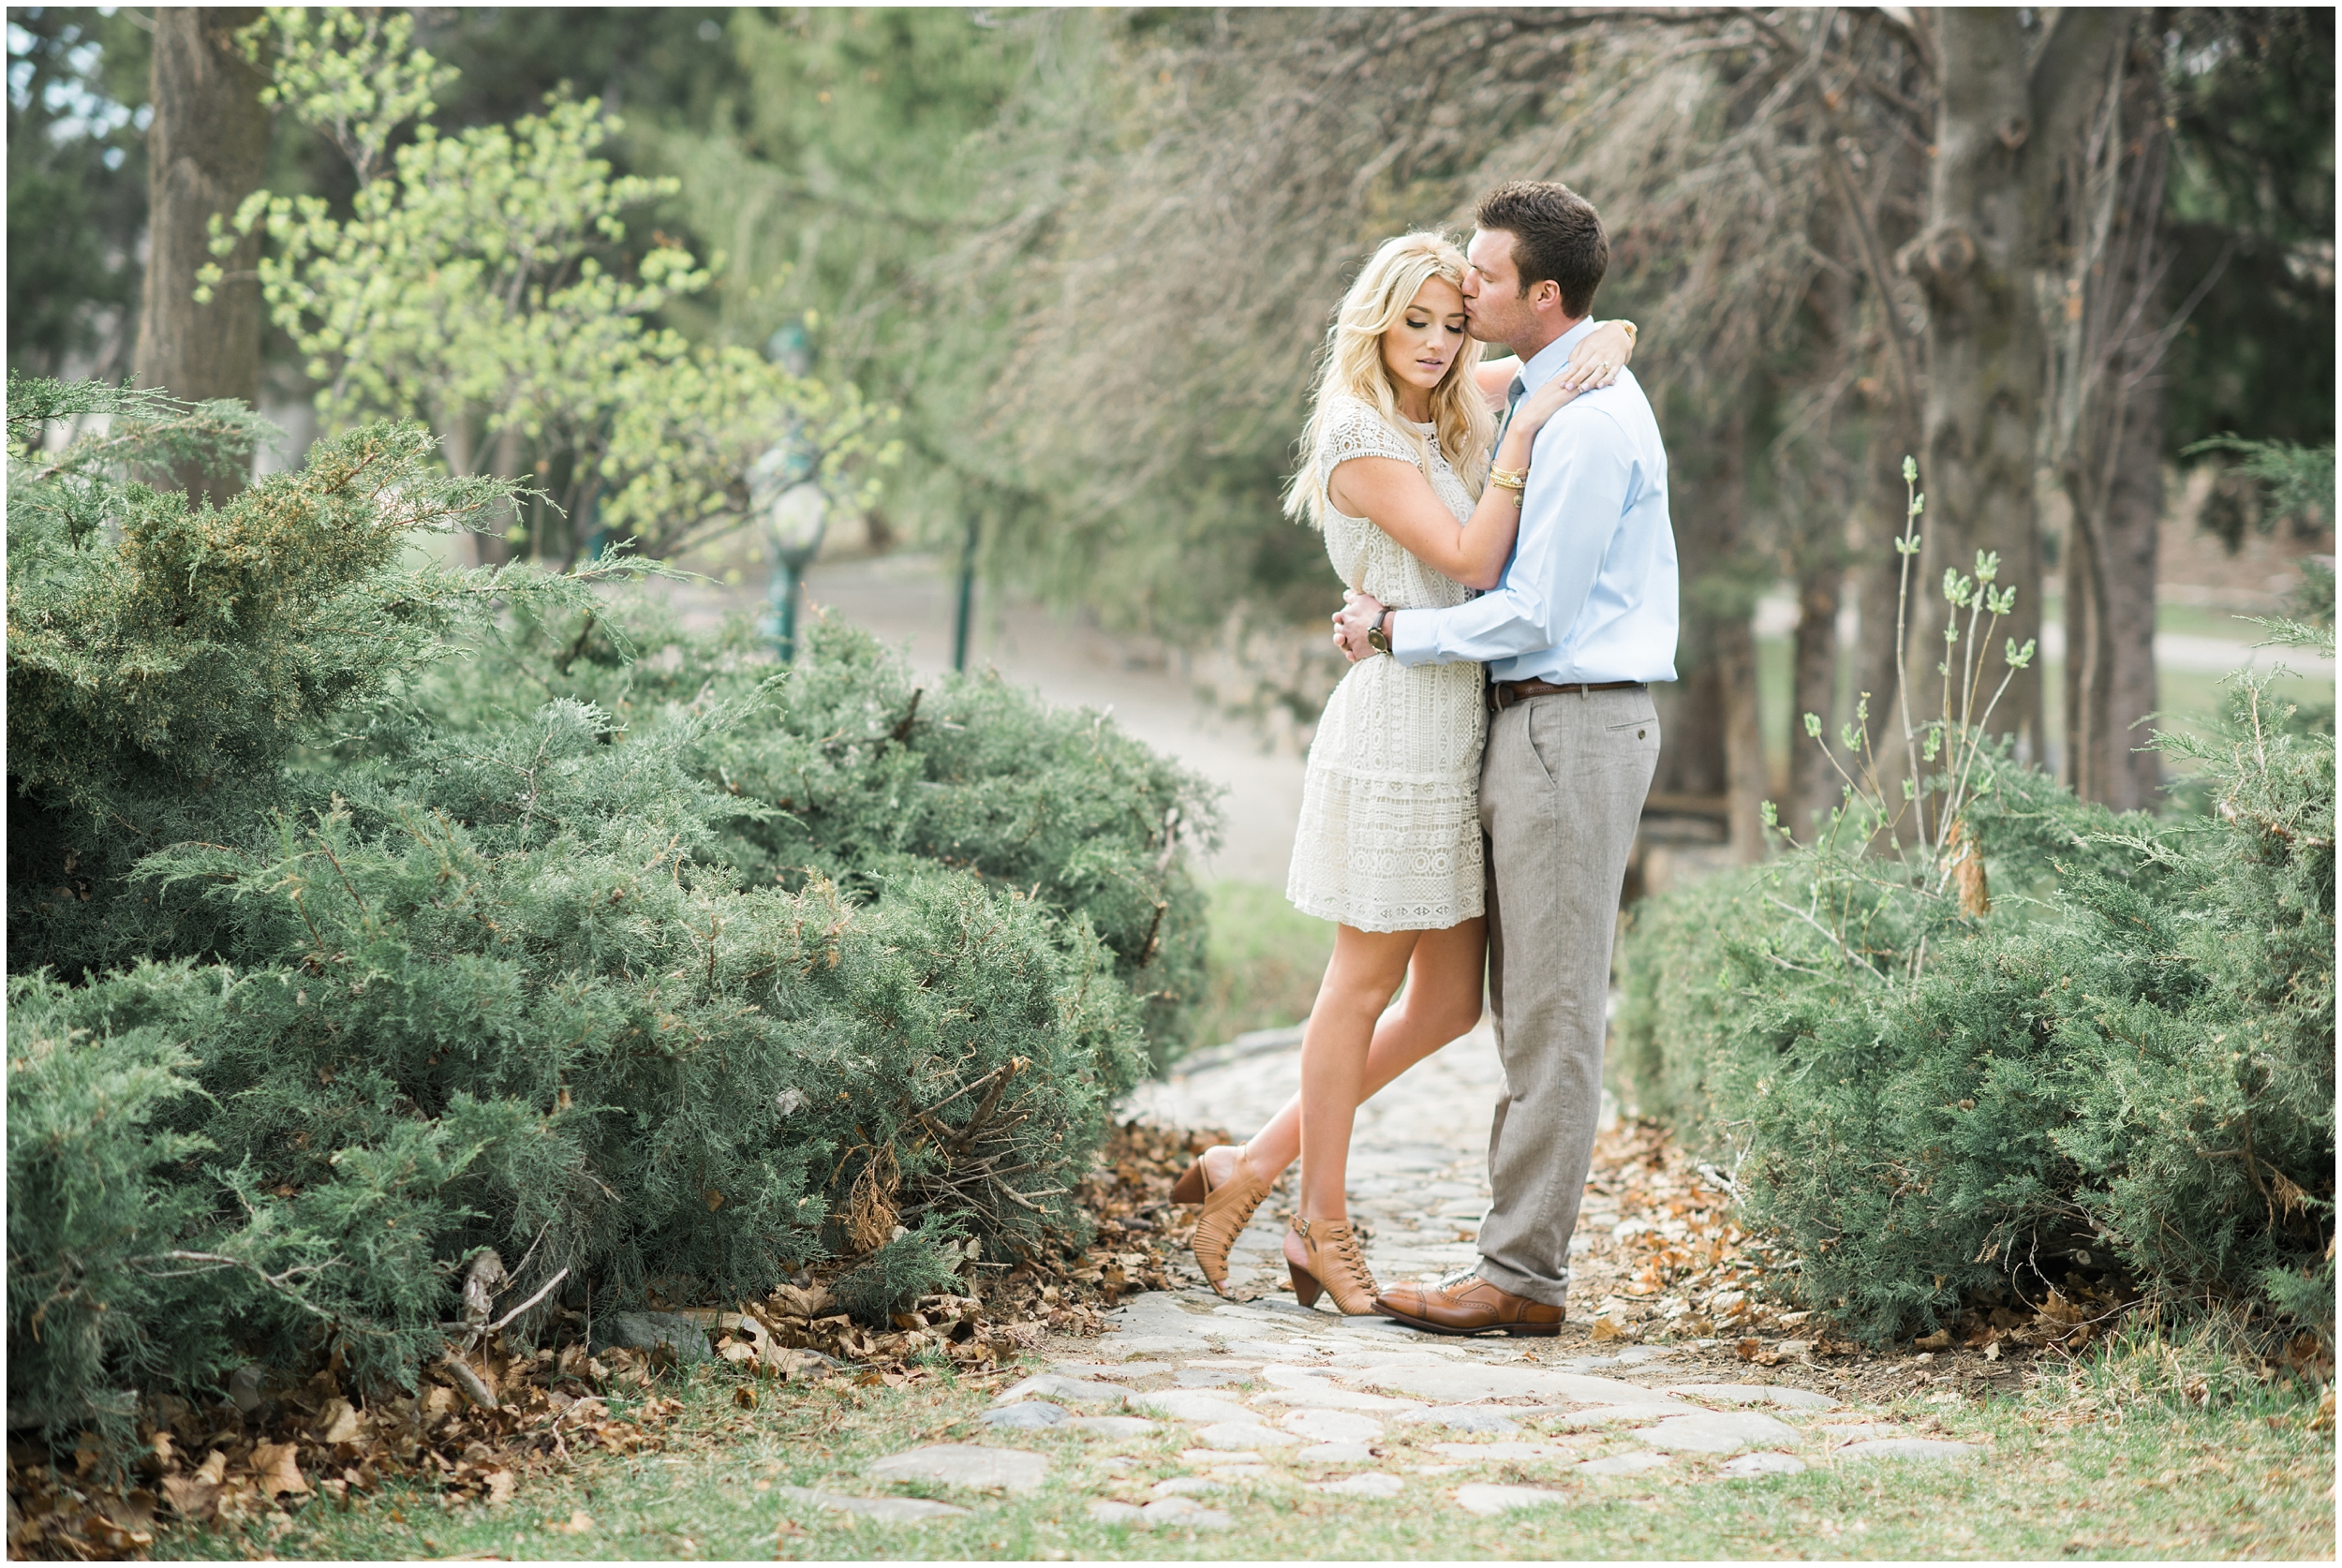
[1497,373,1526,448]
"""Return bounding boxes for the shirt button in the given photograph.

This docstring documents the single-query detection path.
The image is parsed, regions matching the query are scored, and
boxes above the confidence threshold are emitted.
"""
[1638,729,1647,739]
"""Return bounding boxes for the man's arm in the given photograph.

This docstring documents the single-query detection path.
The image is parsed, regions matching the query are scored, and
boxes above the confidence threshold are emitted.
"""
[1385,410,1633,666]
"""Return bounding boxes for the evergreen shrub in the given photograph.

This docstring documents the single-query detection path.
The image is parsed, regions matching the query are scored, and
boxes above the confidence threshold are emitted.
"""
[1618,467,2334,1345]
[5,379,1204,1450]
[382,596,1217,1061]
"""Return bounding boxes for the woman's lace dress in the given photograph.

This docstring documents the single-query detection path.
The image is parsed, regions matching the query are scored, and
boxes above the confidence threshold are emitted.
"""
[1285,394,1487,932]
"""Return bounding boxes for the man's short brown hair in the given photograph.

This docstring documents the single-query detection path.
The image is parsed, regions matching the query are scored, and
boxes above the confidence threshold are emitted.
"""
[1475,180,1608,318]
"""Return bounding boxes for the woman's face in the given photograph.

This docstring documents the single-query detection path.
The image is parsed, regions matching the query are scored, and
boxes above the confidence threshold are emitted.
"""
[1380,275,1468,400]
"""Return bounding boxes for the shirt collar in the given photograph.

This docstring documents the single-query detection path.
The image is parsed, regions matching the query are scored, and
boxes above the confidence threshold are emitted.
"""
[1517,318,1600,393]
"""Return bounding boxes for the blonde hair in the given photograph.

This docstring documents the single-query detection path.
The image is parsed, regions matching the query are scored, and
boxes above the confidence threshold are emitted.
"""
[1283,231,1494,530]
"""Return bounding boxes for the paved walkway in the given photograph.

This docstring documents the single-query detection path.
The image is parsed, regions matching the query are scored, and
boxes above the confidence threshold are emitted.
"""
[798,1025,1982,1532]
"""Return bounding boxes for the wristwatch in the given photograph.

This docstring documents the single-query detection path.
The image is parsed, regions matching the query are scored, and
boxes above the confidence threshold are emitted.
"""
[1366,609,1393,655]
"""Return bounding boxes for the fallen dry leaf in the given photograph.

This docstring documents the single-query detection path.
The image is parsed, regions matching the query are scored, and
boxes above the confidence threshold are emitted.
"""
[251,1441,310,1499]
[314,1398,363,1445]
[160,1472,225,1525]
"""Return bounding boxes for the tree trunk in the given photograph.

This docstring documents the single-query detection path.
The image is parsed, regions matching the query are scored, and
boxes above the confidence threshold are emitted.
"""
[2099,382,2164,808]
[1650,447,1730,821]
[2053,24,2168,810]
[1697,404,1770,863]
[1847,444,1914,774]
[1904,8,2125,773]
[1785,552,1843,840]
[1718,613,1770,864]
[134,7,270,505]
[1649,399,1761,858]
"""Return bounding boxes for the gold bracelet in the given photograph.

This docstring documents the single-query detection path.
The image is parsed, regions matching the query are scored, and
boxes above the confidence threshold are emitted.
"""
[1490,466,1529,491]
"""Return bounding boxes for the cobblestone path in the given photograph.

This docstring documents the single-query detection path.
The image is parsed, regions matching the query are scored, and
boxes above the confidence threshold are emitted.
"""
[791,1022,1986,1534]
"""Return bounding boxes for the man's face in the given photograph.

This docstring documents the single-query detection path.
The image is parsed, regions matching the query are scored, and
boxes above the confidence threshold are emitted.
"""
[1463,228,1539,349]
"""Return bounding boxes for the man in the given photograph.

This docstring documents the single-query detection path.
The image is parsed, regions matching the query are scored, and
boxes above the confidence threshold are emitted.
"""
[1334,179,1678,1334]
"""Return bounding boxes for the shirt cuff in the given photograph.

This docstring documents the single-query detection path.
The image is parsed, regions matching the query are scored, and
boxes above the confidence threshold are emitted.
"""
[1388,606,1440,666]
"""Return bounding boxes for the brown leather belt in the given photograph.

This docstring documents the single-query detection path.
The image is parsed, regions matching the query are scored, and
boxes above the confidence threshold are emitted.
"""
[1488,677,1645,712]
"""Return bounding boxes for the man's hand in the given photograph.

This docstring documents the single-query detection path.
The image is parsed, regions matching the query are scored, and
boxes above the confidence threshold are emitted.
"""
[1333,590,1387,663]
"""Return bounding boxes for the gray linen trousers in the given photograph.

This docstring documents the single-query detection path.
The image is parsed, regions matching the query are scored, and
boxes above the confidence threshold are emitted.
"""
[1472,685,1659,1309]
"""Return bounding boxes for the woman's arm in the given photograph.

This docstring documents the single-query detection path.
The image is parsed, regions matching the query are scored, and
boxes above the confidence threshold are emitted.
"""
[1555,318,1638,392]
[1471,320,1639,408]
[1327,374,1585,591]
[1474,356,1521,409]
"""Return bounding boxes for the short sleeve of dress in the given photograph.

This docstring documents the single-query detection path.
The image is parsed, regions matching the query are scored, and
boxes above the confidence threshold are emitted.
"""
[1316,395,1425,490]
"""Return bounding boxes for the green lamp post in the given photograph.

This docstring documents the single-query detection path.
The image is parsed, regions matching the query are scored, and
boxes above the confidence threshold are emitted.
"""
[751,444,826,663]
[755,318,826,661]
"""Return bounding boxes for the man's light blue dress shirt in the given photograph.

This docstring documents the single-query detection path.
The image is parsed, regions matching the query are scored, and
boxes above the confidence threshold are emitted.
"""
[1389,318,1679,684]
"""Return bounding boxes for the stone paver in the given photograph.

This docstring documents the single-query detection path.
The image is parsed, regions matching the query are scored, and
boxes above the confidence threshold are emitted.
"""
[774,1487,969,1522]
[1540,1403,1692,1429]
[1129,1390,1255,1425]
[978,1401,1066,1429]
[1428,1442,1567,1462]
[1064,1415,1158,1438]
[1192,1421,1298,1450]
[1282,1409,1383,1444]
[1056,1360,1177,1382]
[1637,1412,1801,1455]
[1335,1363,1684,1405]
[995,1373,1126,1407]
[1393,1407,1521,1434]
[1297,1442,1378,1464]
[1719,1452,1807,1477]
[1175,1368,1251,1388]
[1576,1451,1673,1476]
[1455,1483,1571,1517]
[1141,1496,1233,1529]
[1668,1383,1839,1411]
[867,1445,1050,1495]
[1087,1500,1148,1526]
[1253,1385,1423,1413]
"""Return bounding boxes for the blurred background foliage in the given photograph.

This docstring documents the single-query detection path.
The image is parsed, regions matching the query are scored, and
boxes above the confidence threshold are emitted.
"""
[10,7,2329,827]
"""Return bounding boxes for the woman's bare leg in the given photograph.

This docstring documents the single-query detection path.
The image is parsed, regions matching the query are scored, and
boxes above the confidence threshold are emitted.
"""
[1291,925,1419,1235]
[1202,917,1488,1191]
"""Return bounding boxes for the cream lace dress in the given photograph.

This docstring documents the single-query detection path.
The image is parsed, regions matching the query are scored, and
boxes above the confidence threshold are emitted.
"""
[1285,393,1487,932]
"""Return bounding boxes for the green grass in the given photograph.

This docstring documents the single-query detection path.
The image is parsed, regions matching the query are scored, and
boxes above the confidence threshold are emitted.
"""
[151,1350,2332,1561]
[1183,880,1333,1056]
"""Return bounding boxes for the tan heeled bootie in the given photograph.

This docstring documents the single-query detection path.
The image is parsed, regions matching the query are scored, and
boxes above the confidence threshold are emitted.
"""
[1287,1216,1383,1316]
[1172,1145,1273,1298]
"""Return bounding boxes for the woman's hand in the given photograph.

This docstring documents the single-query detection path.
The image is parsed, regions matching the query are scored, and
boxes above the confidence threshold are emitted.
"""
[1491,321,1641,465]
[1554,318,1638,392]
[1498,371,1587,453]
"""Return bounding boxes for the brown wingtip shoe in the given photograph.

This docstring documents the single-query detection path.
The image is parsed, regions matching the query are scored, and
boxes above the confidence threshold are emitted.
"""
[1373,1270,1564,1337]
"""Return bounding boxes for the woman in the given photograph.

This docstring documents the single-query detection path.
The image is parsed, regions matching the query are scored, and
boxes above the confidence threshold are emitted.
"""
[1171,231,1637,1312]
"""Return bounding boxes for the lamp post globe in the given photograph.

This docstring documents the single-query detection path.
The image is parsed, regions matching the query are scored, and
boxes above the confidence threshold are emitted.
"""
[750,444,827,662]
